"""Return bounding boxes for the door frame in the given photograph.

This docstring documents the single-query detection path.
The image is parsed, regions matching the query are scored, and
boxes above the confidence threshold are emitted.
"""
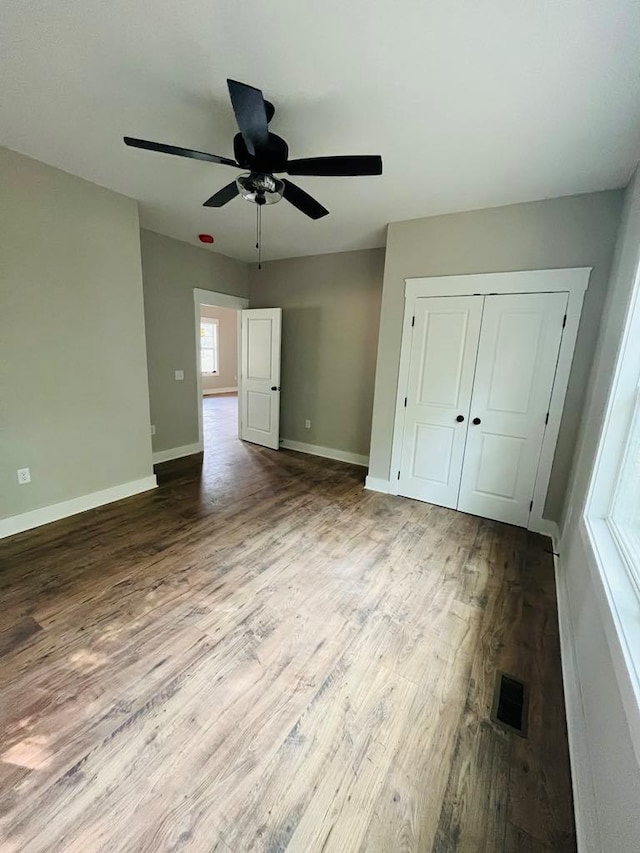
[193,288,249,449]
[388,268,591,535]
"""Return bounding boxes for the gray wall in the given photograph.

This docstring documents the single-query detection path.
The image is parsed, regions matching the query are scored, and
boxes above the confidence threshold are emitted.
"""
[368,190,623,521]
[0,147,154,519]
[200,304,238,393]
[140,229,248,453]
[558,169,640,850]
[249,248,385,458]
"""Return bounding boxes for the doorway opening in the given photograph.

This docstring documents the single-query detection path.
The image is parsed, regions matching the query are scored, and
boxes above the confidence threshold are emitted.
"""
[199,304,239,453]
[193,288,249,455]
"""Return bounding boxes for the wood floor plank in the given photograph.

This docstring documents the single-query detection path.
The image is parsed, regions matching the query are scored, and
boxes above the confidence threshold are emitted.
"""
[0,396,576,853]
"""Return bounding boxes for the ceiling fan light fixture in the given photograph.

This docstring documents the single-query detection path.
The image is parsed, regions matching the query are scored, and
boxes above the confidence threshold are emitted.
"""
[236,172,284,205]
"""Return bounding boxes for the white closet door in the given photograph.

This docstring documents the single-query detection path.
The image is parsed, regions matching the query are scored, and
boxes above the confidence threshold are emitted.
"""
[398,296,483,507]
[457,292,568,526]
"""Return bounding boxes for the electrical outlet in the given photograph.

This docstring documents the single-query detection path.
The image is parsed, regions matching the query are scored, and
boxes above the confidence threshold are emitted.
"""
[151,425,156,436]
[175,370,184,381]
[305,419,311,429]
[17,467,31,484]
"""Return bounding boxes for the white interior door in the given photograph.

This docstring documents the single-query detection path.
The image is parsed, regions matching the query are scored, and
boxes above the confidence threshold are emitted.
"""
[240,308,281,450]
[398,296,483,507]
[457,292,568,526]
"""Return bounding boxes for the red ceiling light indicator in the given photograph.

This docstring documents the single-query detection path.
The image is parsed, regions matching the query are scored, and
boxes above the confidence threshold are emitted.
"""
[198,233,214,244]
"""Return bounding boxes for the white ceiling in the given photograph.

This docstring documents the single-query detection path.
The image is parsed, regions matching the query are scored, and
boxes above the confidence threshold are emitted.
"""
[3,1,640,262]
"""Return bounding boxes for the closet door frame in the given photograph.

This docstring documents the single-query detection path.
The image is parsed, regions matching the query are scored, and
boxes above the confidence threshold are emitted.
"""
[389,268,591,536]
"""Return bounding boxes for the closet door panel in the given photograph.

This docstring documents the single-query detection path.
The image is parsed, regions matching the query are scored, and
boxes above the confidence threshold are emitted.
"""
[398,296,483,507]
[457,292,568,526]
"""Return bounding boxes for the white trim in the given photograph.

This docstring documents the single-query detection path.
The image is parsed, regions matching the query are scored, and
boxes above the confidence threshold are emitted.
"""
[553,542,602,853]
[389,268,591,533]
[280,439,369,467]
[193,288,249,449]
[405,267,591,300]
[193,288,249,311]
[0,476,158,539]
[581,517,640,766]
[152,442,203,465]
[529,519,559,540]
[364,476,394,494]
[203,386,238,396]
[530,284,586,532]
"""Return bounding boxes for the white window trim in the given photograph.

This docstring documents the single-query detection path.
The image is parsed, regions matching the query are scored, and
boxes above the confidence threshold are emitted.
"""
[582,251,640,765]
[200,317,219,375]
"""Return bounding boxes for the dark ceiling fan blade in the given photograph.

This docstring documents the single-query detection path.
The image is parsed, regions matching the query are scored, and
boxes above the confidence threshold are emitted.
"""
[282,179,329,220]
[285,155,383,177]
[124,137,238,167]
[202,181,240,208]
[227,79,269,156]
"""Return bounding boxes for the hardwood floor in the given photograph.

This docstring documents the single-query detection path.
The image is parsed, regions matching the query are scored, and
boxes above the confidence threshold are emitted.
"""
[0,396,575,852]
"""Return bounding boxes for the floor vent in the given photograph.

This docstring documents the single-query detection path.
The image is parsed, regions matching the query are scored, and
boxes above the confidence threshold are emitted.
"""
[491,672,528,737]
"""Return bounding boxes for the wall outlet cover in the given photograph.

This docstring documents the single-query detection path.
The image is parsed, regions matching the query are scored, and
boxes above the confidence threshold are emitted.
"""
[175,370,184,381]
[17,467,31,484]
[151,425,156,436]
[305,420,311,429]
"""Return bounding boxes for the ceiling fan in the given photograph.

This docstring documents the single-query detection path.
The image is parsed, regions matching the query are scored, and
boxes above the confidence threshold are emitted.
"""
[124,79,383,221]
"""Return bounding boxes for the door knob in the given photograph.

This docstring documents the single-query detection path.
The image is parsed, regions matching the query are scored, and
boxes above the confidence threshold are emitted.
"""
[456,415,465,423]
[472,417,481,425]
[271,386,280,391]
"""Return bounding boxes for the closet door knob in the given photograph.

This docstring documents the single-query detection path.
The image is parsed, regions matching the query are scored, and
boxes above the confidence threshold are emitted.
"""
[271,386,280,391]
[456,415,465,423]
[472,417,481,425]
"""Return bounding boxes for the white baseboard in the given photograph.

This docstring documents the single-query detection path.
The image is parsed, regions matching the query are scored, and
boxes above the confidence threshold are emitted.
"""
[152,442,203,464]
[203,387,238,396]
[279,439,368,468]
[529,518,559,540]
[553,546,601,853]
[364,475,394,494]
[0,475,158,540]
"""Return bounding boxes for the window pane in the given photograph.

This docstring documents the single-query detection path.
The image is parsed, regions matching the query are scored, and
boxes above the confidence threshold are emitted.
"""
[201,324,214,347]
[201,349,214,373]
[610,388,640,582]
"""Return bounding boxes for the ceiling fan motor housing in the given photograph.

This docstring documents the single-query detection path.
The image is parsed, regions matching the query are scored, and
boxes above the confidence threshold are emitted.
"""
[233,132,289,174]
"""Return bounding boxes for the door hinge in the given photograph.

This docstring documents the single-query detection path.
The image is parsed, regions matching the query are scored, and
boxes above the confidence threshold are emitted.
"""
[562,314,567,328]
[411,316,415,327]
[404,397,407,407]
[529,500,534,512]
[545,412,549,425]
[397,471,401,480]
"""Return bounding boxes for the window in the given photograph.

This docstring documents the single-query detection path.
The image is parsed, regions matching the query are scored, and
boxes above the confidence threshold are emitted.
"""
[580,223,640,765]
[585,253,640,593]
[200,319,219,374]
[609,386,640,592]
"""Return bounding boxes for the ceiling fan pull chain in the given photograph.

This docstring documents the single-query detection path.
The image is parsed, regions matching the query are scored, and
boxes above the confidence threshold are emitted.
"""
[256,204,262,270]
[256,203,259,251]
